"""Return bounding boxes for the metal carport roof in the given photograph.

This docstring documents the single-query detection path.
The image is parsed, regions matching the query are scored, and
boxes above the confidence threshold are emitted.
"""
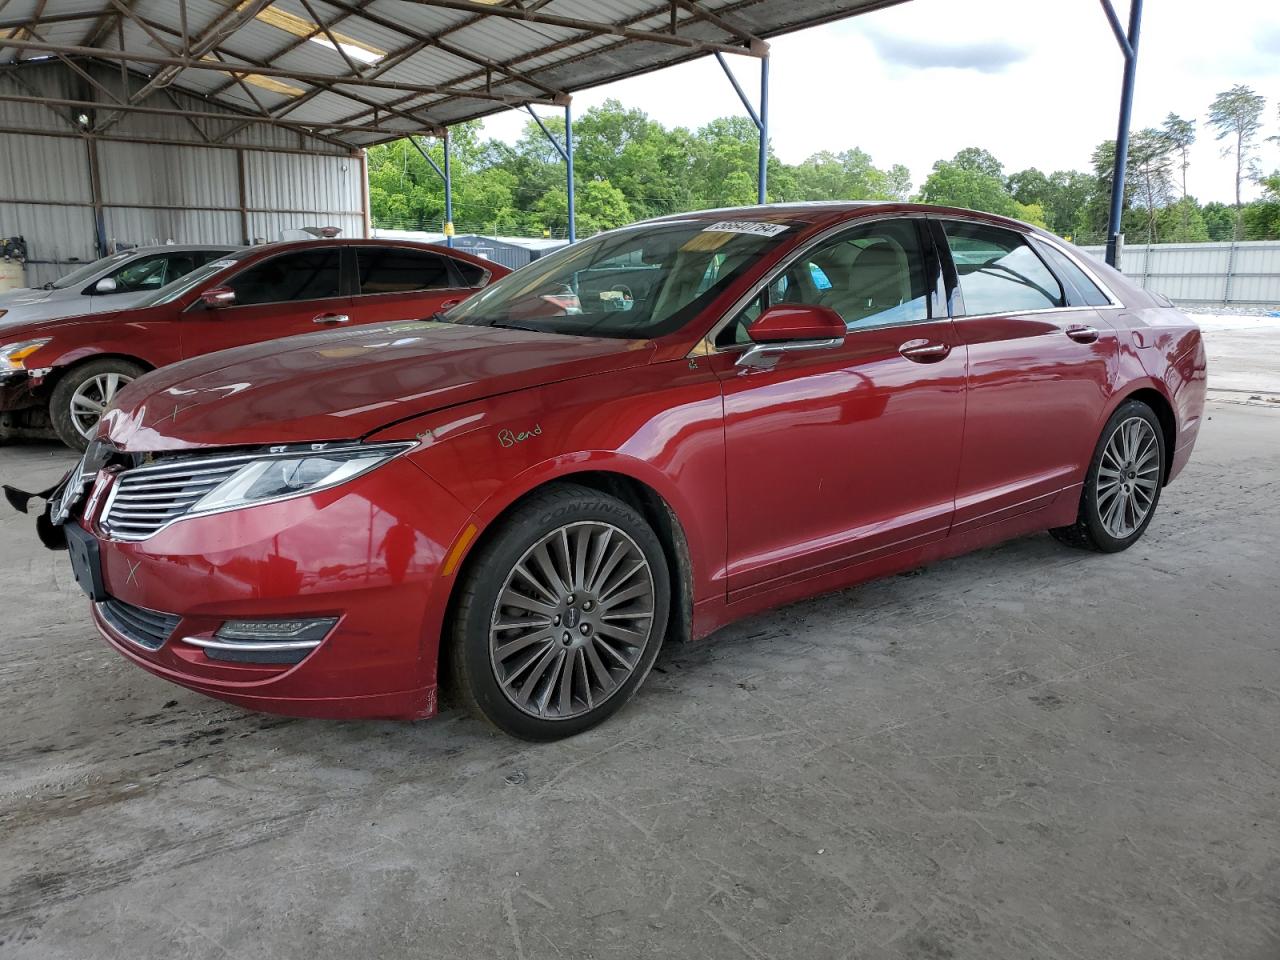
[0,0,1146,261]
[0,1,908,147]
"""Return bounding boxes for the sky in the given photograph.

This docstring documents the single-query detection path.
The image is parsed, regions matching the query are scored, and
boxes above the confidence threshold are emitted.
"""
[477,0,1280,205]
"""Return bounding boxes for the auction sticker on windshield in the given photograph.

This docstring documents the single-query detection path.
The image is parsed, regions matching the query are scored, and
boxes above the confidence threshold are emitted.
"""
[703,221,790,237]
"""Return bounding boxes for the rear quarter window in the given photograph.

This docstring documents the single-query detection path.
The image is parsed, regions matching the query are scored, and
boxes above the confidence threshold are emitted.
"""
[1031,239,1113,307]
[451,258,490,286]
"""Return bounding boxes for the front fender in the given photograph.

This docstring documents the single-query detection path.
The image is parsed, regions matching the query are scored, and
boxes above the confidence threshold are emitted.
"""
[369,360,729,604]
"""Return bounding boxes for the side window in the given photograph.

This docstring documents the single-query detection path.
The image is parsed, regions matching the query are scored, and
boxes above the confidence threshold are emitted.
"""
[944,221,1064,315]
[356,247,452,294]
[109,255,170,293]
[227,250,342,306]
[451,258,489,286]
[715,219,931,348]
[1031,239,1112,307]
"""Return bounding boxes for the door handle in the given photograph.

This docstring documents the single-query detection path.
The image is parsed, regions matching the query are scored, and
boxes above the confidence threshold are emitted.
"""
[899,339,951,363]
[313,313,350,324]
[1065,324,1099,344]
[439,298,463,310]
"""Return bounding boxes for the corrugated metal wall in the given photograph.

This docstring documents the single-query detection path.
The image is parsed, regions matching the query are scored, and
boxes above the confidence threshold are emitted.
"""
[1079,240,1280,307]
[0,62,368,287]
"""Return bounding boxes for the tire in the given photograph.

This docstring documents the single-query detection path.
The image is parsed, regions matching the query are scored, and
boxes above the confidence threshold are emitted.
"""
[49,359,146,451]
[449,483,670,741]
[1050,399,1166,553]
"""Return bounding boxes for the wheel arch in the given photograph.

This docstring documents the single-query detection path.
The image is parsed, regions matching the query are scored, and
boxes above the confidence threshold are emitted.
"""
[1116,386,1177,486]
[443,465,696,669]
[40,351,155,395]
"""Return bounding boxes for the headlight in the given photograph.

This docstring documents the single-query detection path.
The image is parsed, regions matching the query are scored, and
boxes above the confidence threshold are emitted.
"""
[0,338,50,371]
[191,442,414,514]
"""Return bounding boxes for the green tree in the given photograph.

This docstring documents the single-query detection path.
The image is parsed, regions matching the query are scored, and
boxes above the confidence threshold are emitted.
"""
[1129,128,1175,244]
[1243,173,1280,240]
[919,149,1020,218]
[1207,84,1267,238]
[1201,201,1236,241]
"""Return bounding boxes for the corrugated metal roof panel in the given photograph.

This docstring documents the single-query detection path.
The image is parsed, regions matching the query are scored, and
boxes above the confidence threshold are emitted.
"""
[0,0,909,144]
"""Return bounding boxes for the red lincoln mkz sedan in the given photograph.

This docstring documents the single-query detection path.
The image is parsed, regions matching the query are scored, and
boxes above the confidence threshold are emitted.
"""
[38,203,1206,740]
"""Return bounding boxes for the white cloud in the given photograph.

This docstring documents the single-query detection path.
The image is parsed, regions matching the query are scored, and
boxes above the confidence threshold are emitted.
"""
[480,0,1280,205]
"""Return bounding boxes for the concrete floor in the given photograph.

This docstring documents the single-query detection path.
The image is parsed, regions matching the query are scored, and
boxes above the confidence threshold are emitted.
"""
[3,379,1279,958]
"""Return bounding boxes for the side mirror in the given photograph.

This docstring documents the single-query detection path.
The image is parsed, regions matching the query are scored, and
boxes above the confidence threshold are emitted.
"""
[199,286,236,309]
[737,304,846,370]
[93,277,118,294]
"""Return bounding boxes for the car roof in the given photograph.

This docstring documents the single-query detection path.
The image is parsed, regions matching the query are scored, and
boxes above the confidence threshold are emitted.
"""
[119,244,242,254]
[232,237,503,268]
[643,201,1041,234]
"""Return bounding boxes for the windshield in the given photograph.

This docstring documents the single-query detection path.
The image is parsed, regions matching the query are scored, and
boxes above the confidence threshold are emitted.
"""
[49,253,131,290]
[136,250,253,307]
[446,219,794,339]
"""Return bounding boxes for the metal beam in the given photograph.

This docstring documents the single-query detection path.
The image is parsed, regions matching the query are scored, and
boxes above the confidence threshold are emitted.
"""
[1102,0,1143,268]
[0,92,439,137]
[0,122,353,158]
[565,102,575,243]
[0,36,558,106]
[406,0,757,56]
[758,53,769,204]
[715,50,769,203]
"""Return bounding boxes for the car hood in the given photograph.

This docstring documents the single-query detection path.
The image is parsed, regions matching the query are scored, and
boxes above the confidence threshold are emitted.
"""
[0,303,145,338]
[0,287,57,307]
[101,320,656,451]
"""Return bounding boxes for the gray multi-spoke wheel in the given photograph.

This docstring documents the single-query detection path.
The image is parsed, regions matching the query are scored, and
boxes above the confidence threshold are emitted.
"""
[49,358,147,451]
[1095,416,1160,539]
[449,483,670,740]
[1051,399,1166,553]
[490,521,656,721]
[69,371,132,440]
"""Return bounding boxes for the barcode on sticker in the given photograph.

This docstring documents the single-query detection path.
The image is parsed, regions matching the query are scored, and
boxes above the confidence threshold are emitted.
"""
[703,221,790,237]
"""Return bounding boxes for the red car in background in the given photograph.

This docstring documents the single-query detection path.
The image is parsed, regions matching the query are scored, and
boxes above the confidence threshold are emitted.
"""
[0,239,507,448]
[36,203,1205,740]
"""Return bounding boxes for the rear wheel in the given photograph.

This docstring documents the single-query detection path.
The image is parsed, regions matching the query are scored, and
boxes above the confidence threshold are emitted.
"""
[1051,399,1166,553]
[49,359,145,451]
[449,484,670,740]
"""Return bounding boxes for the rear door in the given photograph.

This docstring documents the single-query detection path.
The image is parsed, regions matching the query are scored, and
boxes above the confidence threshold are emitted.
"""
[178,248,348,359]
[347,245,480,325]
[938,219,1120,533]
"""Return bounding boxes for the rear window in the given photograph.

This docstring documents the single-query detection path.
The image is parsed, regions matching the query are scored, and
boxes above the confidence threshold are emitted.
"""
[945,221,1064,316]
[356,247,453,294]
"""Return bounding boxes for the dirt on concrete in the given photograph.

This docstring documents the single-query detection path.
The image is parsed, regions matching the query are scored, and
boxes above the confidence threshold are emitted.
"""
[1,388,1278,958]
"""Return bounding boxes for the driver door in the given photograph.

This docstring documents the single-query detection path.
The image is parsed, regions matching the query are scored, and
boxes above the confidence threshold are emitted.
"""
[179,248,349,359]
[707,217,967,598]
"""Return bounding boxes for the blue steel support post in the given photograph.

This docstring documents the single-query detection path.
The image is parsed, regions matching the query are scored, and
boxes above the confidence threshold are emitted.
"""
[443,128,453,247]
[715,47,771,204]
[1103,0,1143,268]
[758,53,770,204]
[565,102,576,243]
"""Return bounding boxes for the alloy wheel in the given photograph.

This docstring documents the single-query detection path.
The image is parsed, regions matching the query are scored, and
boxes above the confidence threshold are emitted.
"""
[489,521,656,721]
[69,371,133,440]
[1096,416,1160,539]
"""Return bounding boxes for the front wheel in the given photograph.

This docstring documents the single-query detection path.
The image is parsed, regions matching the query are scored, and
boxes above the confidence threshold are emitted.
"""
[448,484,670,741]
[1051,399,1166,553]
[49,358,145,451]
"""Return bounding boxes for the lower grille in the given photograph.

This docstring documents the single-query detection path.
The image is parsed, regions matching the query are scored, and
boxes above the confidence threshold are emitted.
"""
[98,597,181,650]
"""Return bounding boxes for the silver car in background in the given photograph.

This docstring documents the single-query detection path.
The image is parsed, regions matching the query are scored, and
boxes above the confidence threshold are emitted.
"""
[0,245,237,329]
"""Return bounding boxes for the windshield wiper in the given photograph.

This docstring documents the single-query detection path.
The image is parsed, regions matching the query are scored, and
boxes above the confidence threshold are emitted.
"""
[487,320,552,334]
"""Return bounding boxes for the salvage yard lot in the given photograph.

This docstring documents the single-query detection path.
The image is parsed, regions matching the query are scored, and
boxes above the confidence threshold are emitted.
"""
[2,326,1278,959]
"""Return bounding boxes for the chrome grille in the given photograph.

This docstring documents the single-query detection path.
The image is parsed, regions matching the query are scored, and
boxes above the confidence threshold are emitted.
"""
[98,597,181,650]
[100,452,256,541]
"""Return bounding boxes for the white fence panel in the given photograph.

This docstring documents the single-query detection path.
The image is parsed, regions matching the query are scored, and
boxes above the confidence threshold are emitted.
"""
[1080,240,1280,307]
